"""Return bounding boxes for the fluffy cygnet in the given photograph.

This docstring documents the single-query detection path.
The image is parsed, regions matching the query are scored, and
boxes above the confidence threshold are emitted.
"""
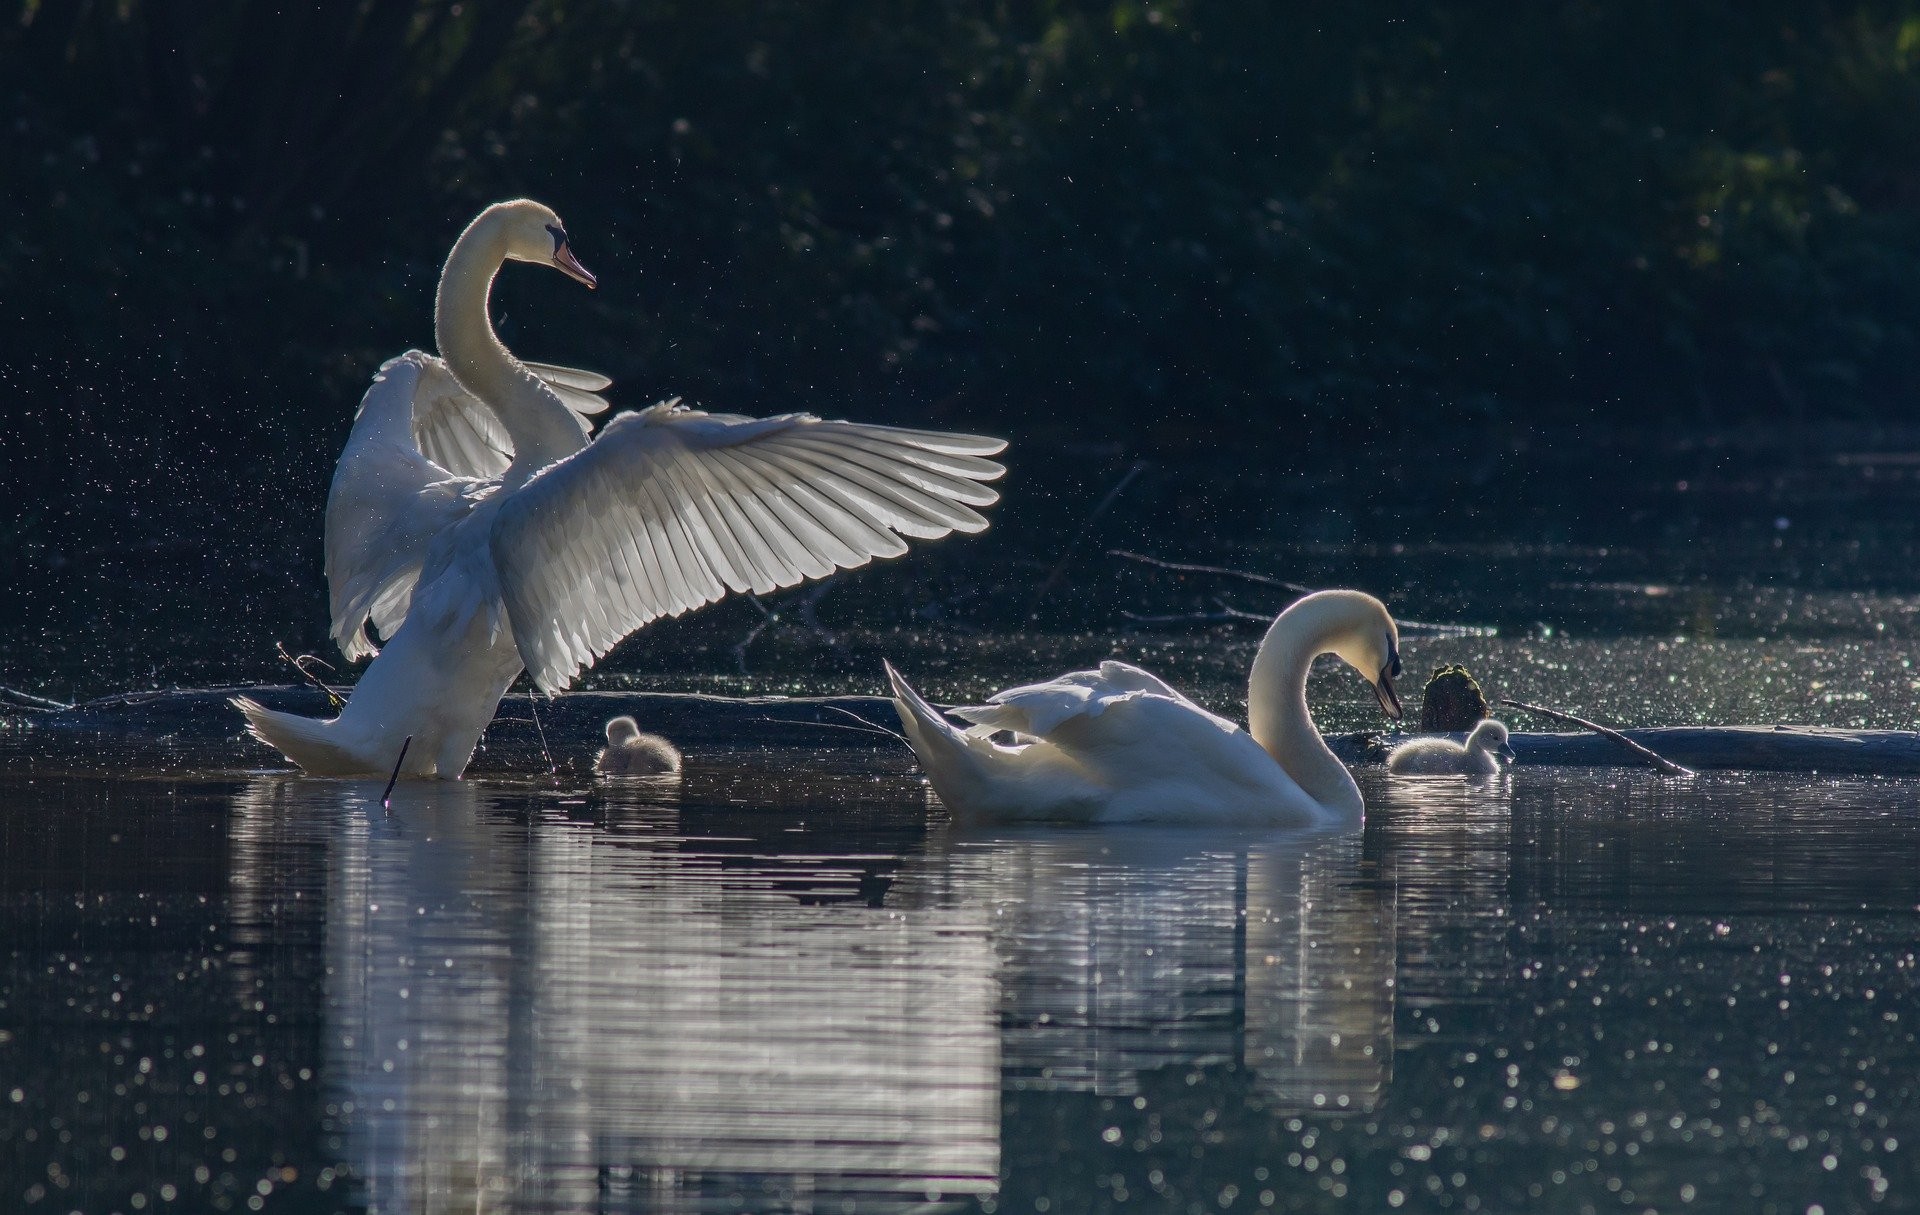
[596,716,684,776]
[1387,718,1513,776]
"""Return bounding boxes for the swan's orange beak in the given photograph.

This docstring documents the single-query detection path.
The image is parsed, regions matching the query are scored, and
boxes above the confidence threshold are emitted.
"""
[554,242,597,290]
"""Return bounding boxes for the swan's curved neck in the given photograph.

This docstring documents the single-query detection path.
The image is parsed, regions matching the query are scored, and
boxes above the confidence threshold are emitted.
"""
[1246,605,1364,818]
[435,219,581,477]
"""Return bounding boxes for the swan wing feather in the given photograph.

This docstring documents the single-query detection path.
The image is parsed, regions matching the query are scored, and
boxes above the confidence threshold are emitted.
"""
[490,403,1007,691]
[523,360,613,415]
[948,673,1108,737]
[957,677,1264,785]
[950,661,1204,736]
[393,355,612,482]
[399,354,516,481]
[522,361,612,392]
[1091,659,1206,709]
[1035,692,1290,806]
[325,353,486,660]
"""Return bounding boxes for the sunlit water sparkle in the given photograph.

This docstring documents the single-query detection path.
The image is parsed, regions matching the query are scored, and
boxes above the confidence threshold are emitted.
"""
[2,758,1916,1214]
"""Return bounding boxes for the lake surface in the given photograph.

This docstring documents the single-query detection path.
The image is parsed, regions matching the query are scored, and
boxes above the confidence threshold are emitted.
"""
[7,430,1920,1213]
[2,750,1917,1214]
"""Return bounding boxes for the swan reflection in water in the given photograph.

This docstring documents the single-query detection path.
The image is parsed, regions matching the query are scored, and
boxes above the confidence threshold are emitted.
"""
[898,825,1398,1111]
[228,773,1399,1213]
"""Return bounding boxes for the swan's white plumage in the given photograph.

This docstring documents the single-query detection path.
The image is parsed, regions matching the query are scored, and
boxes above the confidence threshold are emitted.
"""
[1387,718,1513,776]
[950,660,1201,738]
[520,360,613,411]
[494,403,1005,690]
[239,199,1005,778]
[596,715,683,776]
[323,351,619,661]
[406,361,514,480]
[887,591,1404,828]
[889,661,1339,827]
[324,355,483,661]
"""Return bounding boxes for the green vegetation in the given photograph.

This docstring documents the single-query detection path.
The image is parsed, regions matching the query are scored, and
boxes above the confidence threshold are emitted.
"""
[6,1,1920,494]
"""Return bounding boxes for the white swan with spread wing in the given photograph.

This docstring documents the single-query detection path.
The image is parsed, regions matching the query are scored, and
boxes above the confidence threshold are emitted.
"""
[886,590,1403,827]
[236,200,1006,778]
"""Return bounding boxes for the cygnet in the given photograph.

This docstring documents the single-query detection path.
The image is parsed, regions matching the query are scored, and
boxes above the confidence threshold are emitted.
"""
[596,716,684,776]
[1387,718,1513,776]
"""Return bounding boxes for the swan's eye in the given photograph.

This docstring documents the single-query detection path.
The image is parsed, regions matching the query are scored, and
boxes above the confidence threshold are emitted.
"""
[545,223,567,255]
[1385,634,1401,677]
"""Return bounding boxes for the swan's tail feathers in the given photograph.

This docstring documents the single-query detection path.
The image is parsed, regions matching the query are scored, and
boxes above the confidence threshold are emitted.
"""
[884,662,988,811]
[231,697,365,776]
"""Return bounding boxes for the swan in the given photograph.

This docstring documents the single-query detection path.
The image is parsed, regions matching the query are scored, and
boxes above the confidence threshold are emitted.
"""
[1386,718,1513,775]
[885,589,1403,826]
[235,199,1006,779]
[597,716,683,776]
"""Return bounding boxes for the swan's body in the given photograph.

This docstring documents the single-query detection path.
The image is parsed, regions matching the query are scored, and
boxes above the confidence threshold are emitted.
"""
[236,200,1006,778]
[886,590,1403,827]
[597,716,683,776]
[1387,718,1513,776]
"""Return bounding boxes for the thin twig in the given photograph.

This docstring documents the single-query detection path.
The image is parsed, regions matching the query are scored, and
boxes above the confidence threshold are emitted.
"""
[1107,549,1315,594]
[1499,698,1694,777]
[795,578,842,647]
[1121,609,1256,627]
[1027,460,1151,616]
[733,599,776,675]
[1121,596,1273,627]
[1108,551,1496,636]
[1119,598,1494,639]
[0,684,71,712]
[382,736,413,808]
[277,642,345,708]
[527,690,556,778]
[820,703,910,745]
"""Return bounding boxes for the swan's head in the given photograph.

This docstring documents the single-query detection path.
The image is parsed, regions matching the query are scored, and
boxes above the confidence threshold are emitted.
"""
[1468,718,1514,762]
[1307,590,1403,721]
[605,715,641,747]
[488,199,597,290]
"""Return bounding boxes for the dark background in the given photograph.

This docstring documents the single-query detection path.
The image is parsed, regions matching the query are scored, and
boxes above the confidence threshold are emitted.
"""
[5,1,1920,693]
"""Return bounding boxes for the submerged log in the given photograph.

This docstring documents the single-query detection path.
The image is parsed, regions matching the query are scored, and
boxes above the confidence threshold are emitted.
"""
[1328,725,1920,776]
[25,685,903,746]
[1,685,907,775]
[7,686,1920,777]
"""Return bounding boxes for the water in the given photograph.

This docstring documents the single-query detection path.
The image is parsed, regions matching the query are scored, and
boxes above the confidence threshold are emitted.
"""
[8,432,1920,1213]
[3,755,1917,1214]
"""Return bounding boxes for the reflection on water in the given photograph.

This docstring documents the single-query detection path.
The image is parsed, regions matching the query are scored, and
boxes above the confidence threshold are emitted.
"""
[218,776,1397,1213]
[4,762,1920,1214]
[236,776,999,1214]
[916,831,1394,1112]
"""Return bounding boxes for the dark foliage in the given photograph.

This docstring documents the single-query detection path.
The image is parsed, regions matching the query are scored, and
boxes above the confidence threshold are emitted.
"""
[5,1,1920,571]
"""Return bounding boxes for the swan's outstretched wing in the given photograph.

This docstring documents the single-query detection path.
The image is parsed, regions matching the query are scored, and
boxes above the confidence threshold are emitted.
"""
[950,660,1204,736]
[490,402,1008,690]
[402,356,612,480]
[523,360,612,416]
[326,353,486,660]
[403,355,514,481]
[328,353,614,660]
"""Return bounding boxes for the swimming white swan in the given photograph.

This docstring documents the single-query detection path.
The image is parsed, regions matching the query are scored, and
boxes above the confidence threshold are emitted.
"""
[235,199,1006,779]
[597,716,683,776]
[886,589,1403,826]
[1386,718,1513,775]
